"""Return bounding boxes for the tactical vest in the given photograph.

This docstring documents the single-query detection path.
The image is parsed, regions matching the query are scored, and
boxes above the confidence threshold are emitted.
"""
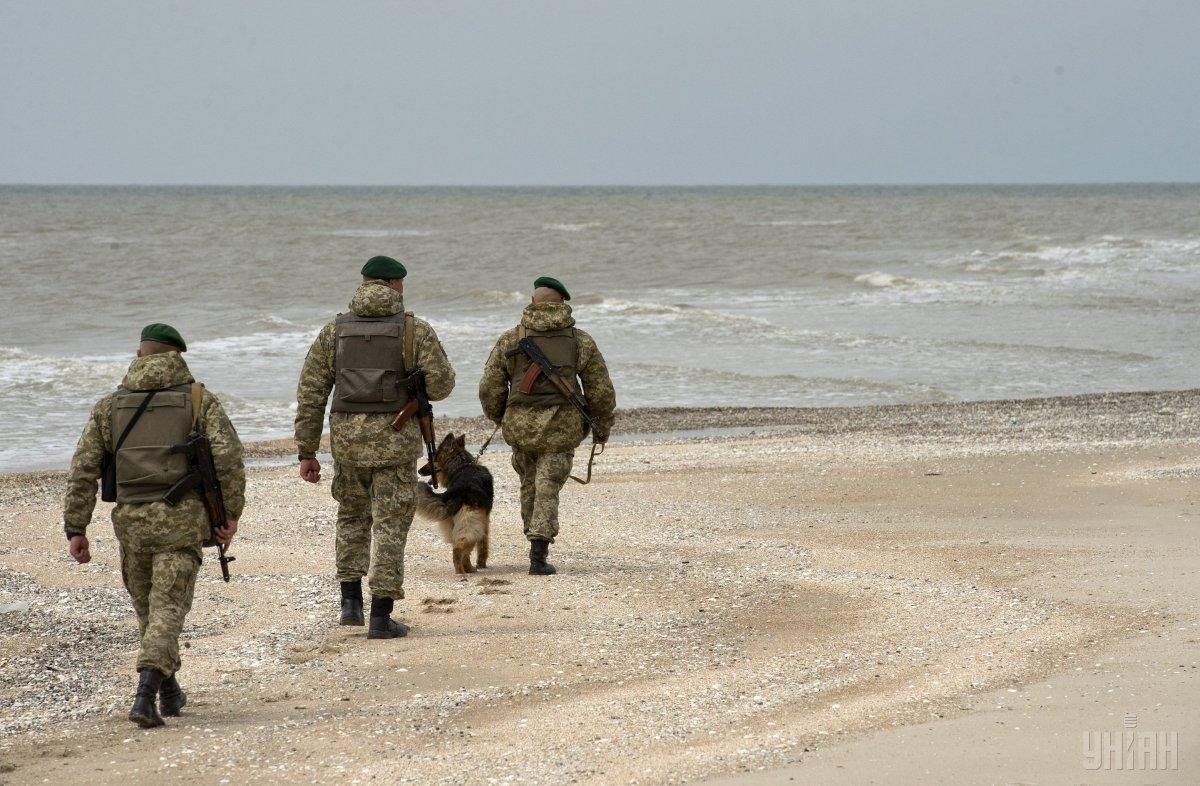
[110,383,198,504]
[508,325,581,407]
[331,311,416,413]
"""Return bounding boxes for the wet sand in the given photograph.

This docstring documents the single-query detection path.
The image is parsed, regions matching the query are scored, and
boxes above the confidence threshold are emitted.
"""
[1,391,1197,784]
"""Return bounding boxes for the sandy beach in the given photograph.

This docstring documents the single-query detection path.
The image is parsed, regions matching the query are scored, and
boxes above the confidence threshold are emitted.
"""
[1,391,1196,784]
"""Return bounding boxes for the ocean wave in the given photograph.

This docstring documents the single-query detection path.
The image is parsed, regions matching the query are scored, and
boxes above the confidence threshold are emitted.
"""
[853,271,916,289]
[189,328,319,357]
[585,297,693,317]
[543,222,604,232]
[945,236,1200,277]
[683,328,1158,364]
[745,219,849,227]
[315,229,435,238]
[617,361,949,403]
[249,314,308,329]
[459,289,527,306]
[844,272,989,304]
[579,296,804,342]
[926,337,1156,363]
[0,347,129,409]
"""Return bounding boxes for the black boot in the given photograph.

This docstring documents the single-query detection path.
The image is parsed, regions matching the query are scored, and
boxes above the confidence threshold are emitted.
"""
[128,669,165,728]
[340,580,364,626]
[367,596,408,639]
[159,673,187,717]
[529,539,557,575]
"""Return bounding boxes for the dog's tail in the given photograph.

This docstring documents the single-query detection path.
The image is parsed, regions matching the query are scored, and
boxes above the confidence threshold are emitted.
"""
[416,482,456,522]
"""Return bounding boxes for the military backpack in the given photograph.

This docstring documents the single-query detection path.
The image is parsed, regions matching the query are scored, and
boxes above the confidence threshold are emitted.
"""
[330,311,417,413]
[104,382,203,504]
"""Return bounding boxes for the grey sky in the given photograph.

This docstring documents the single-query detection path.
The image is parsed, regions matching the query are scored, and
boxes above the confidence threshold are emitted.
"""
[1,1,1197,185]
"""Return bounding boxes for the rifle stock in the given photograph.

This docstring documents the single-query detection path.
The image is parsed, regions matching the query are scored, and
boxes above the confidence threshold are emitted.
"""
[167,434,235,582]
[391,368,439,488]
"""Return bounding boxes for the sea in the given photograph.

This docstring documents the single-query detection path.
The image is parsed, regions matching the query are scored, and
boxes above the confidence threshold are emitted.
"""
[1,184,1198,472]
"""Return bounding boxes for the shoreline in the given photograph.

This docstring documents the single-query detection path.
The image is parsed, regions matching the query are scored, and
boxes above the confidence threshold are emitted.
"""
[4,387,1197,483]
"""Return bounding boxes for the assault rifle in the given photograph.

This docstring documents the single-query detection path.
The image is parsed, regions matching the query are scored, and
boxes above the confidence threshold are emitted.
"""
[505,337,597,436]
[391,368,439,488]
[163,433,236,582]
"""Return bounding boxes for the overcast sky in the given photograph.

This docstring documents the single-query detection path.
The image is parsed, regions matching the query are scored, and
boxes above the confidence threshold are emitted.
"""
[1,1,1197,185]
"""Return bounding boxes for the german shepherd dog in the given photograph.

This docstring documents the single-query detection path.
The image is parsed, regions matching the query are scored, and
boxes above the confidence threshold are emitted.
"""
[416,433,494,574]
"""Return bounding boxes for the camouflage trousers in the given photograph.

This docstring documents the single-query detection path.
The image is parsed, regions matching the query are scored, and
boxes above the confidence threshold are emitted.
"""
[511,450,574,543]
[119,546,200,676]
[331,462,416,600]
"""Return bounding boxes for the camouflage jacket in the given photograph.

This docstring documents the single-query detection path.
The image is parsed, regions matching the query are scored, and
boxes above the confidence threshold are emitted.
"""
[479,302,616,453]
[63,352,246,553]
[294,281,455,467]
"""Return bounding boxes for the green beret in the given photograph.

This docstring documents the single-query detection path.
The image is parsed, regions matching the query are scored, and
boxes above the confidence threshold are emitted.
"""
[140,323,186,352]
[361,255,407,280]
[534,276,570,301]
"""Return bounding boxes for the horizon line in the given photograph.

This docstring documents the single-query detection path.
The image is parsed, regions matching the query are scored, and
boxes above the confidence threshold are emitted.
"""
[2,180,1199,189]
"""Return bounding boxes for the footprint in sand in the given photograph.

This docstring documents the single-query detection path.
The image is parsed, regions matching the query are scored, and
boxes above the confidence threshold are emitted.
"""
[478,578,512,595]
[421,597,457,613]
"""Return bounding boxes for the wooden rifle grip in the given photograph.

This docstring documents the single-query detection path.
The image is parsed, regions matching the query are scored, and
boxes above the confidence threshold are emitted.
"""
[391,399,419,431]
[516,363,542,394]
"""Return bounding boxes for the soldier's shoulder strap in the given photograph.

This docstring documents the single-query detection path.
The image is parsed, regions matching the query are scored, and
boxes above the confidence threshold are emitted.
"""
[190,382,205,430]
[404,312,415,371]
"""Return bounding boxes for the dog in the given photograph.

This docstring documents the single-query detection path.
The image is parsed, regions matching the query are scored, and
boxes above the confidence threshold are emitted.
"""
[416,433,494,574]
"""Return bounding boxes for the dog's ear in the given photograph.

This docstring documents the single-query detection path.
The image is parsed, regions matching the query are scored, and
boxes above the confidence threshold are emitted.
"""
[439,432,455,449]
[455,434,467,450]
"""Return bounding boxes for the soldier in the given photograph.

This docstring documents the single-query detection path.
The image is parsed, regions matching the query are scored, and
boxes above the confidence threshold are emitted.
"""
[478,276,616,575]
[63,324,244,728]
[295,256,455,638]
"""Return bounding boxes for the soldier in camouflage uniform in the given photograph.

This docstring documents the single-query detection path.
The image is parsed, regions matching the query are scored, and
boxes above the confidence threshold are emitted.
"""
[295,256,455,638]
[478,277,616,574]
[63,323,244,728]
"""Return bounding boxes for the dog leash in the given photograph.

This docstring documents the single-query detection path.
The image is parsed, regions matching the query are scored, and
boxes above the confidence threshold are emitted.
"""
[474,423,502,459]
[570,441,605,485]
[474,422,603,484]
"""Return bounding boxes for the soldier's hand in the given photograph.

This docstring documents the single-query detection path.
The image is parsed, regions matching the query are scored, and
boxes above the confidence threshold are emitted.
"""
[215,518,238,546]
[68,535,91,564]
[299,458,321,483]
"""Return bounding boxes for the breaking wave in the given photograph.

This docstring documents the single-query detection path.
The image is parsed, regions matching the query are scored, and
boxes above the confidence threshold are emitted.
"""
[579,297,804,342]
[249,314,307,329]
[315,229,435,238]
[943,236,1200,277]
[0,346,127,397]
[854,272,915,288]
[543,222,604,232]
[189,328,319,358]
[458,289,527,306]
[745,219,849,227]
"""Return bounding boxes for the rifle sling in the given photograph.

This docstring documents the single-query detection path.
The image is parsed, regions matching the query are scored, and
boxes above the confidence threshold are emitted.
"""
[190,382,203,431]
[404,313,416,372]
[113,390,158,453]
[570,441,604,485]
